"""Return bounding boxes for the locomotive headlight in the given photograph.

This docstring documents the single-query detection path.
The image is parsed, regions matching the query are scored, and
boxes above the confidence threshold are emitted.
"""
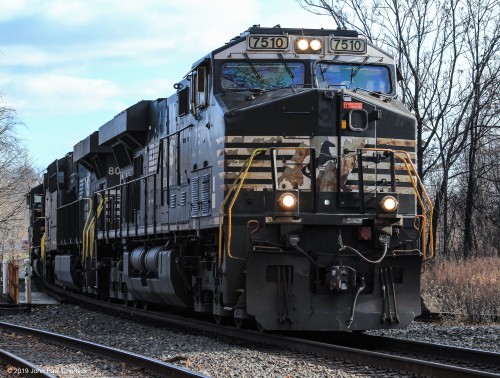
[295,38,322,53]
[296,38,309,51]
[379,195,398,213]
[278,193,297,209]
[309,39,322,51]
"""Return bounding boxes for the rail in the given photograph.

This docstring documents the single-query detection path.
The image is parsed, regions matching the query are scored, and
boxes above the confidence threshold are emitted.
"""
[0,321,207,378]
[0,348,56,378]
[31,282,500,378]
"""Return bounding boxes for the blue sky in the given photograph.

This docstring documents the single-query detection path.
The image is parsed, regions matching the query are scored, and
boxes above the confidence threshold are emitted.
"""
[0,1,334,170]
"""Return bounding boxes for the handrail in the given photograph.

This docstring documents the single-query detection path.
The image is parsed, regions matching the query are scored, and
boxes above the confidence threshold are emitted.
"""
[81,194,107,260]
[87,194,107,259]
[218,146,433,270]
[359,148,434,260]
[40,233,46,260]
[218,148,268,269]
[95,173,156,194]
[81,198,93,260]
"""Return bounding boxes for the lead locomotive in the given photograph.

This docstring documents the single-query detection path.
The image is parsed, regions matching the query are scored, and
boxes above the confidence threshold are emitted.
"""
[27,26,433,331]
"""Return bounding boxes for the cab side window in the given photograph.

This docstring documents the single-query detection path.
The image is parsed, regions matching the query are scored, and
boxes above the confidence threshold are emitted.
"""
[178,87,190,116]
[191,66,208,110]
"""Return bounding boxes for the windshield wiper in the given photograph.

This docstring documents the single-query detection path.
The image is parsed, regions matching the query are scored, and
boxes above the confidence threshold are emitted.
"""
[243,53,263,86]
[316,59,338,87]
[350,57,369,80]
[278,53,294,80]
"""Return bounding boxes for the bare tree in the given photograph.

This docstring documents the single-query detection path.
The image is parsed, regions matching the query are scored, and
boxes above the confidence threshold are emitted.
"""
[0,102,37,256]
[461,0,500,256]
[298,0,500,258]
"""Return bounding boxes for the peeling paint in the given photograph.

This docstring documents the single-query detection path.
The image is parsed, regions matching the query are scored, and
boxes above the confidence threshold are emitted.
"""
[317,160,337,191]
[277,142,309,189]
[378,138,416,148]
[340,137,367,192]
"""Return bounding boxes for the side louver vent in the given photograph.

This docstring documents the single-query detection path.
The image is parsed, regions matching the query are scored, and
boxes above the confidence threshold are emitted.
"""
[191,177,200,218]
[201,174,211,216]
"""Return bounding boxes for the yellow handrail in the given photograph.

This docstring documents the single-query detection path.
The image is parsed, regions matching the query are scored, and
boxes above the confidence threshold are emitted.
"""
[360,148,434,260]
[40,233,46,260]
[81,197,93,260]
[218,148,268,269]
[216,146,434,270]
[85,193,106,259]
[91,194,106,258]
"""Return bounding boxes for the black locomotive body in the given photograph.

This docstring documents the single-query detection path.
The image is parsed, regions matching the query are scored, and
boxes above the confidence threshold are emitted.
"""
[27,26,433,332]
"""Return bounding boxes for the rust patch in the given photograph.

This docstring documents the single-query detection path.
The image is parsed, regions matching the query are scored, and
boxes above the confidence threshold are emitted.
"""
[277,144,310,189]
[279,166,305,188]
[340,137,367,192]
[317,160,337,192]
[229,136,245,143]
[378,138,416,147]
[251,136,283,144]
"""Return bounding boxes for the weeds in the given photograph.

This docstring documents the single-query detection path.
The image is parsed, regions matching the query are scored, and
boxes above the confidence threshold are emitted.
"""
[421,257,500,324]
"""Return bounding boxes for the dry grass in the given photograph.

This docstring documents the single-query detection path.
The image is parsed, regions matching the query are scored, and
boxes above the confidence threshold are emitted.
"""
[421,257,500,324]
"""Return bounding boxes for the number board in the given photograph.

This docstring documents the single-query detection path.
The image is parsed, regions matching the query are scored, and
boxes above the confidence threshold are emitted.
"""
[329,37,367,53]
[247,35,289,50]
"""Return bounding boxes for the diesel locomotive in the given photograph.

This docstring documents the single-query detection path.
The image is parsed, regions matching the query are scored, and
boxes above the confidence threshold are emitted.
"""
[27,25,434,332]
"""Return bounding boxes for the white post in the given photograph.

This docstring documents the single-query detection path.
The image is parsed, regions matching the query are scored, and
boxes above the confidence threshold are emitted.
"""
[24,259,32,307]
[2,259,7,300]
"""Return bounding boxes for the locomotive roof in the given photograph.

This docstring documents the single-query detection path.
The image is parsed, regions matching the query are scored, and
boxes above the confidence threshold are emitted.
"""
[209,25,360,58]
[242,25,358,38]
[191,25,393,74]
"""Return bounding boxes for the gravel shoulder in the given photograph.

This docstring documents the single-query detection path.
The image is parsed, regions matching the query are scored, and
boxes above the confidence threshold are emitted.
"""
[1,304,499,377]
[367,322,500,353]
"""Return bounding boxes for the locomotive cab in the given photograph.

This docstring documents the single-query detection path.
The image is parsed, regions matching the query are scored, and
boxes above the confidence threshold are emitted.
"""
[211,27,432,331]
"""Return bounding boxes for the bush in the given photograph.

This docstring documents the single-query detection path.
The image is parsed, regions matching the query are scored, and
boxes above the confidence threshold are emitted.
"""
[421,257,500,324]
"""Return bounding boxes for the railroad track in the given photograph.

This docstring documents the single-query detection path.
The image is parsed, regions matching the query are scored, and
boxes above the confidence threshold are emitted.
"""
[0,346,56,378]
[416,311,499,323]
[40,282,500,377]
[306,332,500,377]
[0,322,207,378]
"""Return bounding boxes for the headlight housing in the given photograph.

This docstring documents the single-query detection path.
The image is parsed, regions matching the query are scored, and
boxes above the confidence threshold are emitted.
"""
[379,195,398,213]
[278,192,297,210]
[295,38,322,53]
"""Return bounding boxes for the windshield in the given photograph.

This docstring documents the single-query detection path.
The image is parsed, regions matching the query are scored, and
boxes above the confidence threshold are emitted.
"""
[221,62,305,90]
[316,63,391,94]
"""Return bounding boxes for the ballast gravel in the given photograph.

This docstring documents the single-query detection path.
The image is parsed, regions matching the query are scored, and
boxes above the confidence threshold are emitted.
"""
[1,304,499,377]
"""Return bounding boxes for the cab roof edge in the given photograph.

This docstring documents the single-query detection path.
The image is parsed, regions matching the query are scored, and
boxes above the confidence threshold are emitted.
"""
[240,25,358,38]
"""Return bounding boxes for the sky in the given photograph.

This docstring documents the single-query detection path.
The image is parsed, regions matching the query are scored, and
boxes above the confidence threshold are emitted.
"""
[0,0,334,171]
